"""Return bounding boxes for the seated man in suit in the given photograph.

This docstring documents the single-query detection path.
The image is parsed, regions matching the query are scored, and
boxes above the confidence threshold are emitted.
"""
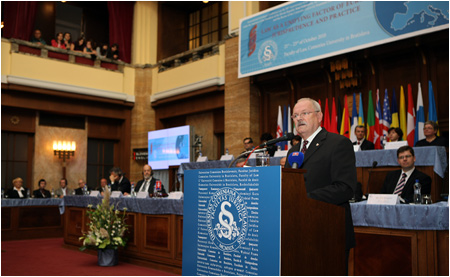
[55,178,73,198]
[353,125,375,150]
[96,178,109,196]
[74,179,88,195]
[33,179,51,198]
[135,164,167,197]
[109,167,131,195]
[380,145,431,203]
[6,177,28,199]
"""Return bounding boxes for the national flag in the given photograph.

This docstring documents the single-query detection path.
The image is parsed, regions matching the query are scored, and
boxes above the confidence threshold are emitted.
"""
[287,106,292,149]
[358,92,364,126]
[399,85,407,140]
[374,89,382,149]
[366,90,375,142]
[340,94,351,138]
[323,98,331,131]
[428,80,439,136]
[283,106,288,150]
[276,105,283,148]
[414,82,425,144]
[330,97,338,134]
[382,89,391,137]
[336,97,342,133]
[406,84,415,146]
[318,99,323,127]
[350,93,358,142]
[391,88,399,129]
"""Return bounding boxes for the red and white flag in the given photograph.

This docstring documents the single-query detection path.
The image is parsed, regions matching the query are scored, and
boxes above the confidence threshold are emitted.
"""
[406,84,416,146]
[276,105,283,139]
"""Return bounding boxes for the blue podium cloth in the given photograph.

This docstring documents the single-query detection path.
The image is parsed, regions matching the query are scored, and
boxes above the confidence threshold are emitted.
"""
[355,146,447,177]
[1,198,64,214]
[62,196,183,215]
[351,201,449,230]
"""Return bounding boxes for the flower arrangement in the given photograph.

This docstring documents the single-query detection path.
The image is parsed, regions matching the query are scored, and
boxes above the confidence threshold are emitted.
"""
[79,190,128,251]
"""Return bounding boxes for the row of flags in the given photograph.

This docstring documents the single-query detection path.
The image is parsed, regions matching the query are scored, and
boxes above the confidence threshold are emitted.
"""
[276,81,439,150]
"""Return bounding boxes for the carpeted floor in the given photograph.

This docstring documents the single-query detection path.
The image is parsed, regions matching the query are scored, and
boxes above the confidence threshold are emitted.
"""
[1,238,177,276]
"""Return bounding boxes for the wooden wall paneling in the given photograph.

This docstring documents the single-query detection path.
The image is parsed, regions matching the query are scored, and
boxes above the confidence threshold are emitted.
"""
[157,3,189,60]
[123,212,139,253]
[175,216,183,261]
[64,207,85,246]
[1,207,12,230]
[437,230,449,276]
[142,214,173,259]
[87,117,122,140]
[1,107,36,133]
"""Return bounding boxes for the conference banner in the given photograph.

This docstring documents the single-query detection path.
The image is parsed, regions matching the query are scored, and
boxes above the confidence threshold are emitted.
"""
[239,1,449,78]
[182,167,281,276]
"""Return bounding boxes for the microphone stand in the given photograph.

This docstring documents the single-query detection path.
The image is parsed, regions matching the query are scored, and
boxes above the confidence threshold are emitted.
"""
[228,147,266,168]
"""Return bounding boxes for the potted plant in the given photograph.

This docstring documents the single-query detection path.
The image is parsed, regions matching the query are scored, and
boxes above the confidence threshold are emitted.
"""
[79,190,128,266]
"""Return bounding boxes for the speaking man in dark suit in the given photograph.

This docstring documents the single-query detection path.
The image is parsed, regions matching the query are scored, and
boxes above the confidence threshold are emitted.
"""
[109,167,131,195]
[380,145,431,203]
[285,98,356,273]
[352,125,375,150]
[135,164,167,196]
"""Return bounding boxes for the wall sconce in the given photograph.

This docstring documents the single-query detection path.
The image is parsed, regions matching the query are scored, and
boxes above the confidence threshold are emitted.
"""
[53,140,76,161]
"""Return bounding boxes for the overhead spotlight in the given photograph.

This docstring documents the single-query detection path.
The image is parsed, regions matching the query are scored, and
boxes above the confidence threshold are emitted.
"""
[1,21,4,29]
[203,1,209,3]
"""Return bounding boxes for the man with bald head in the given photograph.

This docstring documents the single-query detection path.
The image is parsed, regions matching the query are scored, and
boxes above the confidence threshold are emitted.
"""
[135,164,167,196]
[285,97,357,273]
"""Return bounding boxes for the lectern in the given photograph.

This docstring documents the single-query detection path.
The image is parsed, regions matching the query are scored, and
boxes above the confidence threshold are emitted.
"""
[281,168,346,276]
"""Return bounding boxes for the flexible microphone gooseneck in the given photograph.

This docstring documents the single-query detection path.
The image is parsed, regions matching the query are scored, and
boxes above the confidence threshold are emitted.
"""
[258,133,295,148]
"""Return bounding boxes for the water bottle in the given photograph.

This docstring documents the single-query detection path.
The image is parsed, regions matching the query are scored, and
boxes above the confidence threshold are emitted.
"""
[108,184,111,192]
[226,148,229,155]
[27,189,31,198]
[131,183,136,197]
[51,188,55,198]
[381,134,387,149]
[1,188,4,199]
[413,179,421,204]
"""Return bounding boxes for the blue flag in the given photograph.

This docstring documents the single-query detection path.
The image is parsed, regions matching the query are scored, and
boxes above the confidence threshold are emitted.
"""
[382,89,391,136]
[428,80,439,136]
[414,83,426,144]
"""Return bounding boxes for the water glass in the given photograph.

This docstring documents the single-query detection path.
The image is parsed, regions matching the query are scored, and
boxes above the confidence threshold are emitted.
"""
[421,194,432,205]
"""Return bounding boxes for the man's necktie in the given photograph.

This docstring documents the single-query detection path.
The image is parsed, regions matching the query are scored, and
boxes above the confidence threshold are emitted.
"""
[141,180,149,192]
[357,141,361,145]
[394,173,407,195]
[301,140,308,154]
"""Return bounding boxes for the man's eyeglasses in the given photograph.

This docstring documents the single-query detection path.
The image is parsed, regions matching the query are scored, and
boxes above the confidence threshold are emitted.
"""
[291,111,320,120]
[398,155,413,160]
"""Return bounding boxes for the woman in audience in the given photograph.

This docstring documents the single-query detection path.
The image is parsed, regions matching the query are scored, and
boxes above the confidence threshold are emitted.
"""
[33,179,51,198]
[51,32,66,49]
[96,43,109,59]
[72,37,85,52]
[415,121,448,147]
[63,32,73,50]
[6,177,28,199]
[387,127,403,142]
[83,39,97,55]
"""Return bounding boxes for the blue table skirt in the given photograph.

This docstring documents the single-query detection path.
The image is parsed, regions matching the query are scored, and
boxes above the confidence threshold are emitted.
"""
[350,201,449,230]
[61,196,183,215]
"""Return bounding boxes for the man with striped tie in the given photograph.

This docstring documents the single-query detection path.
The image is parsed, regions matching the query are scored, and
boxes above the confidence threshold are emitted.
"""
[380,146,431,203]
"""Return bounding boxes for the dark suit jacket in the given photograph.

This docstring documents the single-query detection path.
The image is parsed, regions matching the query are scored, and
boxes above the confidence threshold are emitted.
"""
[33,189,51,198]
[353,139,375,150]
[380,168,432,203]
[74,187,87,195]
[135,178,167,195]
[285,128,357,250]
[111,176,131,194]
[6,187,28,199]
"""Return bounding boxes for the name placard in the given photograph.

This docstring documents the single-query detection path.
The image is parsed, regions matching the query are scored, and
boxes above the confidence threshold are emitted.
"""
[367,194,399,205]
[136,192,149,199]
[110,191,122,198]
[183,167,281,276]
[90,191,99,197]
[220,154,235,161]
[197,156,208,162]
[273,150,288,157]
[167,191,183,199]
[353,145,360,152]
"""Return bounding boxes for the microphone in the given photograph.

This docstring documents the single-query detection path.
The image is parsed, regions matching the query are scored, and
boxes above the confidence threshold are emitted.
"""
[288,151,304,169]
[365,161,378,198]
[259,133,295,148]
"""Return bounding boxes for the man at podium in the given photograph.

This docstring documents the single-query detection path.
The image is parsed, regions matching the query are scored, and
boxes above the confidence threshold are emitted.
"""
[285,98,357,272]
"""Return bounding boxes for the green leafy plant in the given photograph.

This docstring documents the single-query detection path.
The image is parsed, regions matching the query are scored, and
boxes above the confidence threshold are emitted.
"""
[79,190,128,251]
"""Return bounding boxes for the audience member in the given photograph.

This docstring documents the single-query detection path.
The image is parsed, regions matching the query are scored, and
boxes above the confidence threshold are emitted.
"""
[109,167,131,195]
[6,177,28,199]
[280,157,286,168]
[388,127,403,142]
[63,32,72,50]
[106,43,119,60]
[96,43,109,59]
[260,133,276,156]
[55,178,73,198]
[380,145,431,203]
[415,121,448,147]
[96,178,109,196]
[74,179,88,195]
[242,137,254,152]
[291,135,301,146]
[83,39,97,55]
[72,37,85,52]
[33,179,51,198]
[30,29,46,45]
[51,32,66,49]
[135,164,167,196]
[352,125,375,150]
